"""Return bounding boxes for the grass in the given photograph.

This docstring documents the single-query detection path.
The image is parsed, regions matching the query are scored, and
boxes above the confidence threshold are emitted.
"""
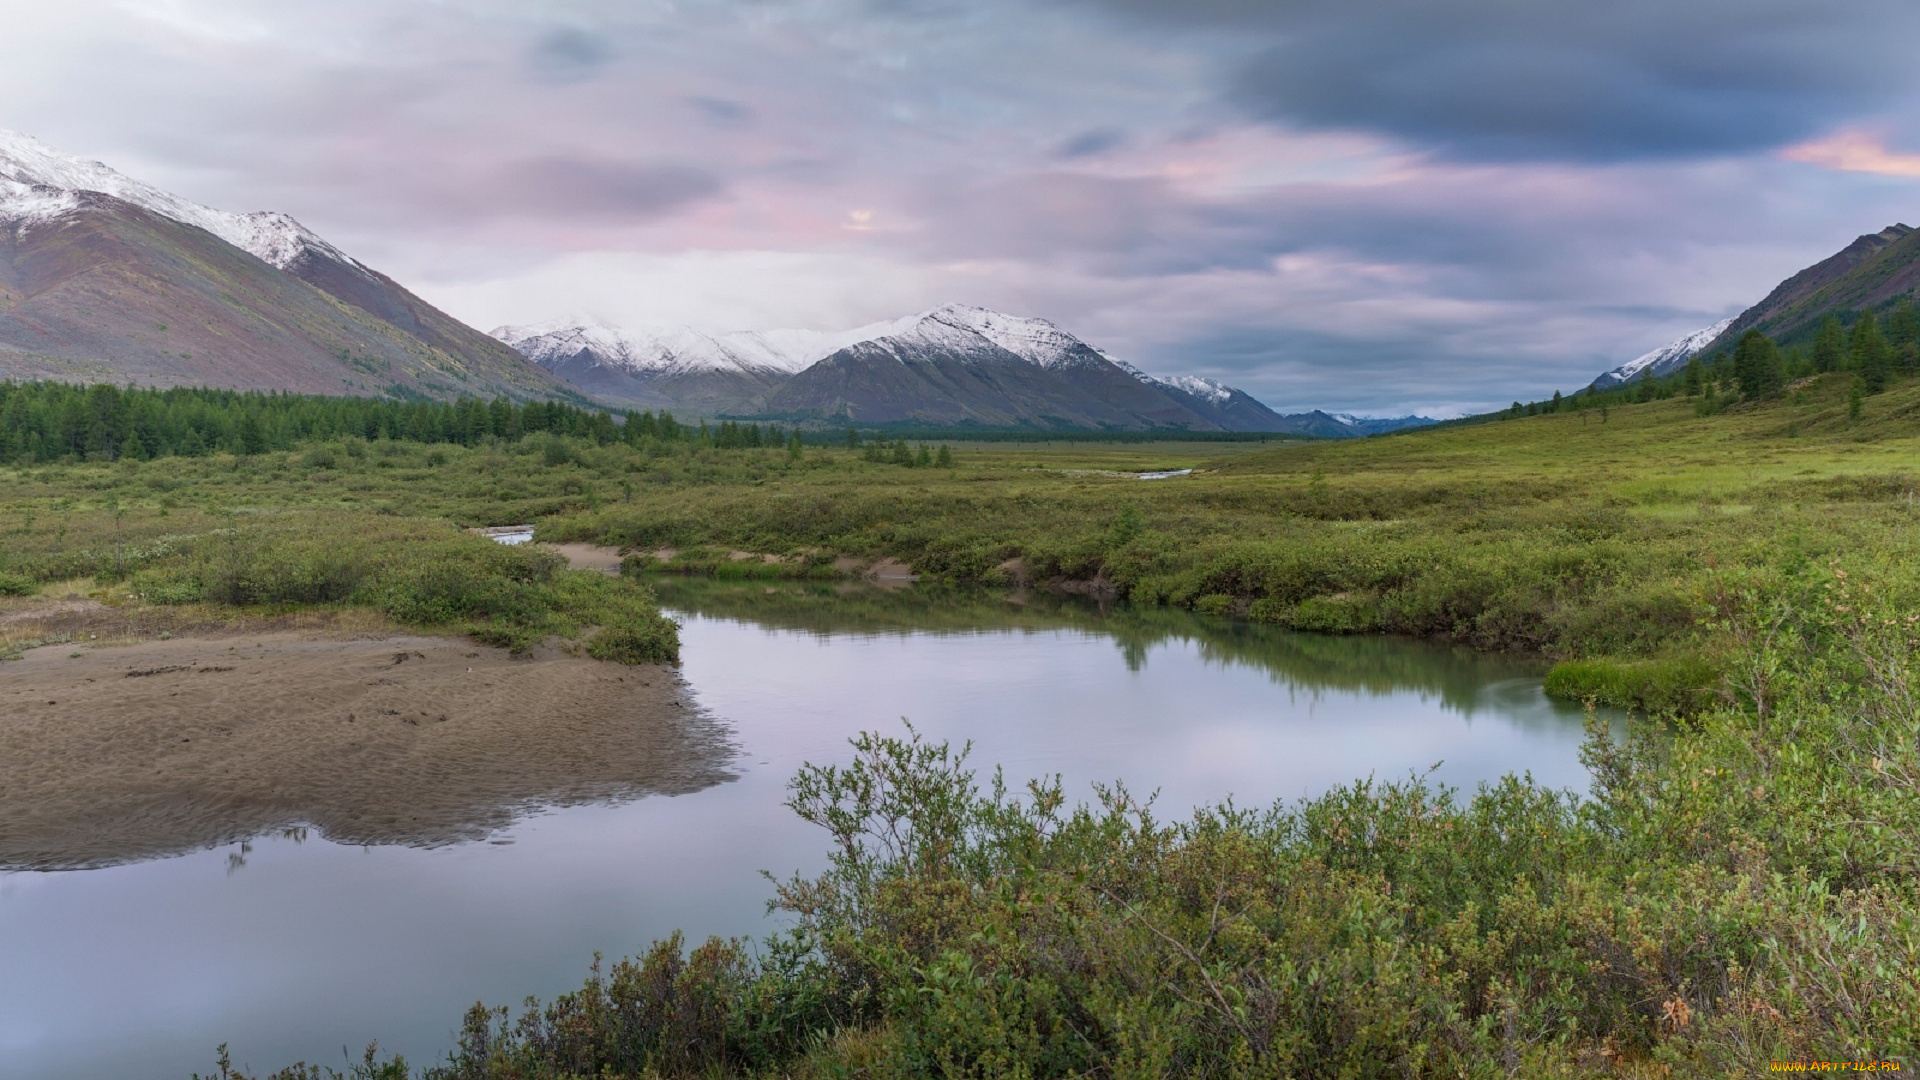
[9,370,1920,706]
[1,372,1916,1074]
[202,568,1920,1076]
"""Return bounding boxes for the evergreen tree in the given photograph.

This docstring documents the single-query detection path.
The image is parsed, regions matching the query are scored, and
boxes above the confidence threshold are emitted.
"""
[1851,312,1891,393]
[1550,390,1563,413]
[935,444,953,468]
[1848,376,1865,422]
[1811,315,1846,374]
[787,431,804,461]
[1682,358,1703,397]
[845,427,860,451]
[1887,298,1920,373]
[1732,330,1785,400]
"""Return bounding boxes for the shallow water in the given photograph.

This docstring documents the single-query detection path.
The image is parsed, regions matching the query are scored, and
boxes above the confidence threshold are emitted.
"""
[1,583,1615,1079]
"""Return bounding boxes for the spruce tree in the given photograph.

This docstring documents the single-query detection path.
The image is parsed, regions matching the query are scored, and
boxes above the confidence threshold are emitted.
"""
[1888,298,1920,373]
[1811,315,1846,374]
[1732,330,1784,400]
[1682,357,1703,396]
[1550,390,1563,412]
[1851,313,1891,393]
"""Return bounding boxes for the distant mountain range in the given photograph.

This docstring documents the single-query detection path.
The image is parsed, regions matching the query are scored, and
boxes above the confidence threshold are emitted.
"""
[1590,222,1919,389]
[0,130,1431,436]
[496,308,1434,436]
[0,130,566,401]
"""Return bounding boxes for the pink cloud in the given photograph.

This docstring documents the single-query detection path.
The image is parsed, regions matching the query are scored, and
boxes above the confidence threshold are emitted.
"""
[1782,130,1920,178]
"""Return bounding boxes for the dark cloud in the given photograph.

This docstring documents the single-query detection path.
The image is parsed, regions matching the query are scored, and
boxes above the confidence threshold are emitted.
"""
[526,28,616,85]
[1055,128,1127,158]
[687,96,753,127]
[1059,0,1920,161]
[498,157,723,218]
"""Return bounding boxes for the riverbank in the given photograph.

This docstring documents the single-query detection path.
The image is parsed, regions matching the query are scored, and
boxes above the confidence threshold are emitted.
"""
[0,629,727,870]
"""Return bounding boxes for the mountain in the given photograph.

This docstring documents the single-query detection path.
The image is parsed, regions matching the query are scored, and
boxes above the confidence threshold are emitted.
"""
[0,130,563,400]
[498,304,1335,432]
[1329,413,1440,437]
[491,318,906,416]
[1697,223,1920,354]
[1590,317,1736,389]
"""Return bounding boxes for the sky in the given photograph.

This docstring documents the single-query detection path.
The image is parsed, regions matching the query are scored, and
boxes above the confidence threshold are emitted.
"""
[5,0,1920,416]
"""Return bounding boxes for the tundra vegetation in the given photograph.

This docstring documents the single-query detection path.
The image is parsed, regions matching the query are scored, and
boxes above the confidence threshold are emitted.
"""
[3,343,1919,1073]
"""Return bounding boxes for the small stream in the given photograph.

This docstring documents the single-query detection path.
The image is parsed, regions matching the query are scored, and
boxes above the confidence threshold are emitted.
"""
[1,581,1616,1079]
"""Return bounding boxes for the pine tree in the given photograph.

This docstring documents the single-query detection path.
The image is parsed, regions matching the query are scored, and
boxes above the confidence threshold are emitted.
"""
[1550,390,1563,412]
[1848,376,1865,422]
[1682,358,1703,397]
[935,444,953,468]
[845,427,859,451]
[1851,313,1891,393]
[1887,298,1920,373]
[1811,315,1846,374]
[1732,330,1785,400]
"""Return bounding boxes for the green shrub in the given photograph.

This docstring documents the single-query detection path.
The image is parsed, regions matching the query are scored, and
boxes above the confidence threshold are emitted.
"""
[1544,654,1722,714]
[587,619,680,664]
[0,570,35,596]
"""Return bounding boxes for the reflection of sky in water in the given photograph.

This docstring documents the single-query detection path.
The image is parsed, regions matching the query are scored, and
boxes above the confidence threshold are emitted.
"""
[1,603,1615,1080]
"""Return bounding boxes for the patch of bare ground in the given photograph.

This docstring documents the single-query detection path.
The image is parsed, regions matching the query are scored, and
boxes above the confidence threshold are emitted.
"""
[0,630,731,870]
[546,542,625,575]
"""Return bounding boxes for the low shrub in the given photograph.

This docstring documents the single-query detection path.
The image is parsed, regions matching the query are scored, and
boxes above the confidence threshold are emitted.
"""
[1544,654,1722,714]
[0,570,36,596]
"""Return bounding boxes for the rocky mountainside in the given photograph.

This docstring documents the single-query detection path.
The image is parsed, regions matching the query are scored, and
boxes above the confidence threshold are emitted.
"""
[499,305,1422,435]
[1699,223,1920,353]
[0,130,564,400]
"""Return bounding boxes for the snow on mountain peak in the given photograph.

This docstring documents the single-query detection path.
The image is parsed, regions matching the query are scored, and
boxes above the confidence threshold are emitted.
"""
[1157,374,1236,405]
[1593,317,1735,388]
[0,128,364,275]
[496,305,1272,416]
[919,304,1093,368]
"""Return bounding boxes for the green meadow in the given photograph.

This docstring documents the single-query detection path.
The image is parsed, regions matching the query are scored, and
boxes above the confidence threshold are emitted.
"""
[2,369,1918,1074]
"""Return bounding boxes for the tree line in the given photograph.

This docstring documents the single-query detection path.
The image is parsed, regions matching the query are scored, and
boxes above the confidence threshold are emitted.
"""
[1503,299,1920,421]
[0,381,813,464]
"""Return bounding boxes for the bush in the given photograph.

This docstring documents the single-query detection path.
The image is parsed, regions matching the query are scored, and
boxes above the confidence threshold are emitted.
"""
[1544,654,1722,715]
[0,570,36,596]
[586,620,680,664]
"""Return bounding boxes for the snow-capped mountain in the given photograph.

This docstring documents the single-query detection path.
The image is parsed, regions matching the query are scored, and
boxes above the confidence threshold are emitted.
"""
[0,129,364,276]
[0,130,559,400]
[496,304,1374,433]
[1590,317,1736,389]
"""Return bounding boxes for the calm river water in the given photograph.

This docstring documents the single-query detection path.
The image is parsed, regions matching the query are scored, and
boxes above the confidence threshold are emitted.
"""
[1,582,1615,1079]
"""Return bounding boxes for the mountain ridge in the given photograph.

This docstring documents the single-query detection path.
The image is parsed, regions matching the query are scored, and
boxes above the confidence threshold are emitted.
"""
[0,130,565,401]
[1699,223,1920,354]
[496,306,1425,436]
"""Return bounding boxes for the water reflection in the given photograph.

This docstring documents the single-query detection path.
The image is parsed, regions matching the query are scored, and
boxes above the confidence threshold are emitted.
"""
[3,582,1615,1080]
[650,578,1564,721]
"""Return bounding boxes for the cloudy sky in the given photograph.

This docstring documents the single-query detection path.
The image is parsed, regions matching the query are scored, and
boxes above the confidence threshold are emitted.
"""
[5,0,1920,415]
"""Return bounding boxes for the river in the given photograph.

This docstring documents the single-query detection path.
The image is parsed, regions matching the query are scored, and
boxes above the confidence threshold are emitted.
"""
[0,581,1615,1079]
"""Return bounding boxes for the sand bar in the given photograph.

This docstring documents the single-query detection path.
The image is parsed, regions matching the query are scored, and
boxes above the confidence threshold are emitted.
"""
[0,631,730,870]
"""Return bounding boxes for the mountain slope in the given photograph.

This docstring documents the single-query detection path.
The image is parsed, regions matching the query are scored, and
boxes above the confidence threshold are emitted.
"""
[0,130,562,400]
[1699,224,1920,354]
[1591,317,1736,389]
